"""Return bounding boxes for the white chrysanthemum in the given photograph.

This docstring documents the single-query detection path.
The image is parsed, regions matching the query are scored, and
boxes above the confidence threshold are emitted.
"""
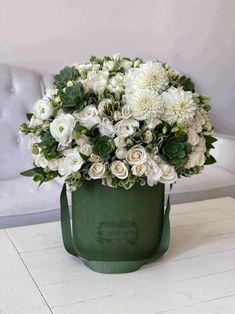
[124,61,169,93]
[126,89,163,120]
[163,87,197,124]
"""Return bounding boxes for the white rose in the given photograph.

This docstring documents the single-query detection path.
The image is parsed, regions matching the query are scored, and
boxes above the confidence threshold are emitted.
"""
[33,99,53,120]
[114,119,139,138]
[185,152,205,169]
[115,148,127,159]
[88,162,107,179]
[75,134,90,147]
[98,99,112,116]
[89,153,102,162]
[74,105,101,129]
[187,128,200,146]
[34,154,48,168]
[121,104,132,119]
[131,163,147,177]
[79,143,92,156]
[114,136,126,148]
[98,118,115,137]
[143,130,153,144]
[146,158,162,186]
[48,159,59,171]
[194,137,206,153]
[63,148,84,175]
[110,160,128,179]
[126,145,147,165]
[50,112,75,145]
[158,162,177,184]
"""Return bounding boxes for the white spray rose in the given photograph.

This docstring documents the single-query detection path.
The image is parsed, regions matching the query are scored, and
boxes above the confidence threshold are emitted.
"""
[89,153,102,163]
[98,118,115,137]
[115,148,127,159]
[187,128,200,146]
[34,154,48,168]
[114,136,126,148]
[75,134,90,147]
[113,111,122,121]
[79,144,92,156]
[131,163,147,177]
[146,158,162,186]
[86,70,109,94]
[110,160,128,179]
[121,104,132,119]
[88,162,107,179]
[74,105,101,129]
[103,60,114,71]
[146,117,161,129]
[193,137,206,153]
[50,112,75,145]
[108,73,124,96]
[33,99,53,120]
[114,119,139,138]
[63,148,84,175]
[143,130,153,144]
[126,145,147,165]
[158,162,177,184]
[47,159,59,171]
[185,152,205,169]
[121,59,132,70]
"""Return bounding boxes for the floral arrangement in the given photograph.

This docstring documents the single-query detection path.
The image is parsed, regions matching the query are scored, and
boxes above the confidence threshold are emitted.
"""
[20,54,216,191]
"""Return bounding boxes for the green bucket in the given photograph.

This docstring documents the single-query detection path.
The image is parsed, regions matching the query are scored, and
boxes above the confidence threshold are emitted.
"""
[60,181,171,273]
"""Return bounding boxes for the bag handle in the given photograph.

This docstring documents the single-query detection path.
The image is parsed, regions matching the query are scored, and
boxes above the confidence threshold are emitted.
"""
[60,183,172,261]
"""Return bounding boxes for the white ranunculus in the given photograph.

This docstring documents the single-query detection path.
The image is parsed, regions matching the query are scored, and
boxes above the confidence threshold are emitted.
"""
[110,161,128,179]
[98,99,112,116]
[193,137,206,153]
[143,130,153,144]
[88,162,107,179]
[98,118,115,138]
[89,153,102,163]
[163,87,197,125]
[121,104,132,119]
[158,162,177,184]
[146,158,162,187]
[75,134,90,147]
[79,143,92,156]
[126,145,147,165]
[114,136,126,148]
[33,99,53,120]
[86,70,109,94]
[108,73,124,97]
[131,163,147,177]
[34,154,48,168]
[126,89,163,121]
[185,152,205,169]
[74,105,101,129]
[48,159,60,171]
[50,112,75,145]
[115,148,127,159]
[114,119,139,138]
[187,128,200,146]
[63,148,84,175]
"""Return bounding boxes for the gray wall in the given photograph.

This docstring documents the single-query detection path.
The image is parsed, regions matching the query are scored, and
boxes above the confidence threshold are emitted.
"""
[0,0,234,134]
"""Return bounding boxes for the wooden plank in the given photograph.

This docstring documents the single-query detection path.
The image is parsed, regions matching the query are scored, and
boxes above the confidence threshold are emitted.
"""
[0,230,51,314]
[49,270,235,313]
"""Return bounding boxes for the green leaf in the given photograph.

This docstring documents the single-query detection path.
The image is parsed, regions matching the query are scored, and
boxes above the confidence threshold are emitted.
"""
[54,66,80,90]
[205,155,216,165]
[20,167,45,177]
[26,113,33,121]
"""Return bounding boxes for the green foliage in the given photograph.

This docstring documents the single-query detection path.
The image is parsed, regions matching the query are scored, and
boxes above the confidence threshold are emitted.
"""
[73,122,89,139]
[54,66,80,89]
[37,132,59,160]
[160,134,192,166]
[205,154,216,165]
[21,167,58,185]
[177,76,195,92]
[91,135,115,160]
[26,113,33,121]
[60,83,87,113]
[103,100,121,117]
[176,166,202,177]
[20,123,33,134]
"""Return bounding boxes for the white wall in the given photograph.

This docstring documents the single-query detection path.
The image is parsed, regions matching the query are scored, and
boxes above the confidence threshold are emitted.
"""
[0,0,234,134]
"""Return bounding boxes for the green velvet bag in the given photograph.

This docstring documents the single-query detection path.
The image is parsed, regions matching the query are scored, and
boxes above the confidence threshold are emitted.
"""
[60,181,172,273]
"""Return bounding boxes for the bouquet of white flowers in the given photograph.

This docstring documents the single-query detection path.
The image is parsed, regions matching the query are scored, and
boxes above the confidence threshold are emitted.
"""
[20,54,216,191]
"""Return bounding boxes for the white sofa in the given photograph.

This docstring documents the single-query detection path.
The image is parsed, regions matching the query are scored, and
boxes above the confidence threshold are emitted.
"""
[0,64,234,228]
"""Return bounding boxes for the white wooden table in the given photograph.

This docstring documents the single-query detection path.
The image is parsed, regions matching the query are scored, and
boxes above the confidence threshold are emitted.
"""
[1,197,235,314]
